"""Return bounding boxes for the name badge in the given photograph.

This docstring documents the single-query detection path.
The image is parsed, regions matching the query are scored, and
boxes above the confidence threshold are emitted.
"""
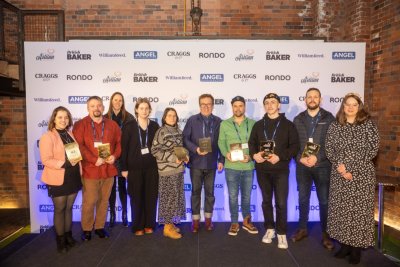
[308,138,313,143]
[241,143,249,149]
[141,148,149,155]
[94,142,102,148]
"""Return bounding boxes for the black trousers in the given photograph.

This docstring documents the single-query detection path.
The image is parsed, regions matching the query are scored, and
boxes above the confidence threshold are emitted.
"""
[128,168,159,231]
[109,176,128,214]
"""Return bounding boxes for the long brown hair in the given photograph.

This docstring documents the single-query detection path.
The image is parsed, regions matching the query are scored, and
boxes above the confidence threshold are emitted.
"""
[106,92,128,122]
[161,107,179,127]
[48,106,73,131]
[336,93,370,125]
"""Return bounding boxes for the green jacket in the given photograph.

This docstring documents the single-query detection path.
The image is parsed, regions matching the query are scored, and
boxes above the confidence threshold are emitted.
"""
[218,116,255,171]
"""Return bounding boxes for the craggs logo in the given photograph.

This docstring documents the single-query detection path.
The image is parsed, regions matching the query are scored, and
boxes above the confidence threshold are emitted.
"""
[34,73,58,81]
[36,49,55,61]
[133,73,158,82]
[233,74,256,82]
[103,72,122,83]
[235,49,255,61]
[199,52,225,59]
[167,51,190,59]
[332,51,356,60]
[132,97,159,103]
[67,50,91,60]
[66,74,93,81]
[266,51,290,60]
[265,74,291,81]
[200,74,224,82]
[331,73,355,83]
[169,94,188,106]
[134,51,157,59]
[301,72,319,83]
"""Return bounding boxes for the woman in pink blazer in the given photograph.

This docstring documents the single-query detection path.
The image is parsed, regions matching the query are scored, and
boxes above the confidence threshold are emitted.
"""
[39,106,82,253]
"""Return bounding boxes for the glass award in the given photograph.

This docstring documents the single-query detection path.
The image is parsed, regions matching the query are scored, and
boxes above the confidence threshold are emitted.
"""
[174,146,189,161]
[97,143,111,159]
[199,137,212,153]
[301,142,320,158]
[230,143,244,161]
[64,142,82,161]
[260,140,275,159]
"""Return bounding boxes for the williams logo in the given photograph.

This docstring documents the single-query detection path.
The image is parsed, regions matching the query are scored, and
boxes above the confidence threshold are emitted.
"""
[331,73,355,83]
[233,74,256,82]
[36,49,55,61]
[133,97,159,103]
[332,51,356,60]
[67,50,91,60]
[37,161,44,170]
[103,72,122,83]
[34,73,58,81]
[266,51,290,60]
[199,52,225,59]
[235,49,255,61]
[99,52,126,58]
[165,75,192,81]
[200,73,224,82]
[167,51,190,59]
[133,73,158,82]
[301,72,319,83]
[66,74,93,81]
[265,74,291,81]
[69,96,90,104]
[134,51,157,59]
[169,95,188,106]
[34,97,61,102]
[39,205,54,212]
[279,96,290,104]
[298,53,324,58]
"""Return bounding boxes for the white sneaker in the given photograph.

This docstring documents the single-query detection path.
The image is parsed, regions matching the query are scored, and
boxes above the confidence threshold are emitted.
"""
[262,229,275,244]
[277,234,288,249]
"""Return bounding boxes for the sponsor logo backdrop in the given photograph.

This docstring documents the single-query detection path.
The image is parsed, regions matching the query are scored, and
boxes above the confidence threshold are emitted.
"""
[25,40,365,233]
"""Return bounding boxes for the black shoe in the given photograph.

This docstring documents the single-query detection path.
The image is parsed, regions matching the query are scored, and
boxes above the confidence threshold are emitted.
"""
[56,235,67,253]
[81,231,92,241]
[122,211,128,227]
[65,231,76,248]
[95,228,110,238]
[334,243,351,258]
[349,247,361,264]
[109,211,116,228]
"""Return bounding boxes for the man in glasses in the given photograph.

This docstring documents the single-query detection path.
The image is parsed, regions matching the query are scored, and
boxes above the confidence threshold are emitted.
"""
[183,94,224,232]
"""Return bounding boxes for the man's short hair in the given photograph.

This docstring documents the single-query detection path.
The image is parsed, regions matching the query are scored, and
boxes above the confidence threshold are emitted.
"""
[306,88,321,97]
[198,94,214,105]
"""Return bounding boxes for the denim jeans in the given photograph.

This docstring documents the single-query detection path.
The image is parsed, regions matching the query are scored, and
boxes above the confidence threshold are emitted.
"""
[296,164,331,232]
[190,168,216,219]
[256,169,289,235]
[225,169,254,223]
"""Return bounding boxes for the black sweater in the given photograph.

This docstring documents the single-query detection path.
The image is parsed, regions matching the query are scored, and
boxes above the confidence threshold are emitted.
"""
[249,113,299,172]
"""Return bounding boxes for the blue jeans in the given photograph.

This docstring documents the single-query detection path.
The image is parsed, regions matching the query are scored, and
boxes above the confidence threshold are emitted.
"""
[190,168,216,219]
[296,164,331,232]
[225,169,254,223]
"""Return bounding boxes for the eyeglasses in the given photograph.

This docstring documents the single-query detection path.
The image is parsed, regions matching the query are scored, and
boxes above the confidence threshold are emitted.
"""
[200,103,213,108]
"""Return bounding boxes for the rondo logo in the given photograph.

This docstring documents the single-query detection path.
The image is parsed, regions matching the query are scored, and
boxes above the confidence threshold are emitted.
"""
[39,205,54,212]
[66,74,93,81]
[332,51,356,60]
[134,51,157,59]
[199,52,225,59]
[200,73,224,82]
[69,96,90,104]
[265,75,291,81]
[132,97,159,103]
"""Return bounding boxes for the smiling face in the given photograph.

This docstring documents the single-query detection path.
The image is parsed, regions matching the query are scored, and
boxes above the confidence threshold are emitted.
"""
[87,99,104,119]
[111,93,123,113]
[344,96,359,118]
[199,96,214,117]
[232,101,245,118]
[54,110,69,130]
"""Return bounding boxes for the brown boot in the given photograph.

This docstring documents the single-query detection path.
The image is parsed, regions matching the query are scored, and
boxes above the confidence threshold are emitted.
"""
[290,228,308,242]
[205,218,214,231]
[322,232,334,250]
[163,224,182,239]
[242,215,258,234]
[191,219,200,233]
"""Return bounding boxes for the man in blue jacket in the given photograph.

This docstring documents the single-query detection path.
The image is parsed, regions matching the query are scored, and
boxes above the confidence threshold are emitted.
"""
[183,94,224,232]
[291,88,335,250]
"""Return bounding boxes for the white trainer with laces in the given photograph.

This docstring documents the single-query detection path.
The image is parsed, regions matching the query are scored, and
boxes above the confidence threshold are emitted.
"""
[277,234,288,249]
[262,229,276,244]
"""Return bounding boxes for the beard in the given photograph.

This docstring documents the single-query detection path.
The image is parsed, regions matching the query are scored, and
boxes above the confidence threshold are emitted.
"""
[307,102,319,110]
[233,111,244,118]
[93,110,102,117]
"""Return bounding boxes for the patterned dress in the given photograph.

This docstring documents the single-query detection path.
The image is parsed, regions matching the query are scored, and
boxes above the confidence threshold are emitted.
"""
[325,119,379,248]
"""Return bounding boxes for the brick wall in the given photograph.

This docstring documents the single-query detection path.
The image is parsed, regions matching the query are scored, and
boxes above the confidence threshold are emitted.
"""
[2,0,399,228]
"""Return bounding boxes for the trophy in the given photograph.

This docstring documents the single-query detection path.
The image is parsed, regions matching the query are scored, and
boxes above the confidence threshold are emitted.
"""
[301,142,320,158]
[199,137,212,153]
[260,140,275,159]
[174,146,189,161]
[64,142,82,161]
[97,143,111,159]
[230,143,244,161]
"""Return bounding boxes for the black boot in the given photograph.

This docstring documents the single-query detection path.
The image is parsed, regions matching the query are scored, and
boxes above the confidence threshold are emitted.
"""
[122,210,128,227]
[65,231,76,248]
[334,243,351,258]
[109,210,116,228]
[56,235,67,253]
[349,247,361,264]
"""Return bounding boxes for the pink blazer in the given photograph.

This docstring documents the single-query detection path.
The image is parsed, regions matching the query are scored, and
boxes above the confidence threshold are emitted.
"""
[39,129,81,186]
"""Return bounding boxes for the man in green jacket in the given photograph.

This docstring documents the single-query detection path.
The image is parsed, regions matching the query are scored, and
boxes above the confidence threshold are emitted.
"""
[218,96,258,236]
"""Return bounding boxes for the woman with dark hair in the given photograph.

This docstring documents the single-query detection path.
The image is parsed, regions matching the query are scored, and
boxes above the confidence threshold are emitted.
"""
[325,93,379,264]
[120,98,159,235]
[39,106,82,253]
[151,107,188,239]
[105,92,134,227]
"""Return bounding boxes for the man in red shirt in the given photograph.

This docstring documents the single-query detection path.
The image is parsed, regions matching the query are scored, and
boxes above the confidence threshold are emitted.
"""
[73,96,121,240]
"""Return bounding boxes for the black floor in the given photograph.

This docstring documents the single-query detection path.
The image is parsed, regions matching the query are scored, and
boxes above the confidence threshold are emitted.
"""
[0,222,397,267]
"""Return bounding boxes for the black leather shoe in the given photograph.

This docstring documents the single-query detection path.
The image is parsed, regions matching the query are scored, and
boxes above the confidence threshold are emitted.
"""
[109,211,116,228]
[81,231,92,241]
[95,228,110,238]
[349,247,361,264]
[334,243,351,258]
[122,211,129,227]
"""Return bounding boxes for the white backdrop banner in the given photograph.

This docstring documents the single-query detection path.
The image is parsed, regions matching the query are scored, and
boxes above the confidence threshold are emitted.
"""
[25,40,365,233]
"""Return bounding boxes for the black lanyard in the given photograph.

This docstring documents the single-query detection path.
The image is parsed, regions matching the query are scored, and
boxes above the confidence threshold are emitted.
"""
[232,119,248,143]
[308,111,321,139]
[263,118,281,141]
[91,120,105,141]
[138,120,149,148]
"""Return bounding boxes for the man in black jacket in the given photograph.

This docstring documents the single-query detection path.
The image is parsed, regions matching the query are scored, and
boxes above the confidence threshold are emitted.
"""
[249,93,299,249]
[291,88,335,250]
